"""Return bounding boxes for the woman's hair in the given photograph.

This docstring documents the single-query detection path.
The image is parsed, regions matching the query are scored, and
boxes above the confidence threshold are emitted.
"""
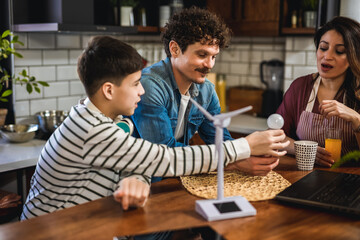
[161,7,231,57]
[77,36,143,97]
[314,16,360,107]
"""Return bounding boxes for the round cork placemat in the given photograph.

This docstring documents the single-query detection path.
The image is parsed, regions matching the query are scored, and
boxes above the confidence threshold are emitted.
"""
[180,171,291,201]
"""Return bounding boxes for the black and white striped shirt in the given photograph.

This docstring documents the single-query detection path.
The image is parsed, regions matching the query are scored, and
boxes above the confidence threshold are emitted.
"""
[21,98,250,220]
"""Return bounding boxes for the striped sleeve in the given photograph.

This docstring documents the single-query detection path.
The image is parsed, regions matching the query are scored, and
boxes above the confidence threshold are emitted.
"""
[81,124,251,177]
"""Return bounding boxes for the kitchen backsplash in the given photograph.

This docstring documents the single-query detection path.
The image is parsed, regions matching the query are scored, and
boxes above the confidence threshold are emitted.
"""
[13,33,317,123]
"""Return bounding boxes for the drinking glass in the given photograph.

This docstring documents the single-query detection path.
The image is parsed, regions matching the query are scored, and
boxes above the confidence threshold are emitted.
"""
[325,128,342,161]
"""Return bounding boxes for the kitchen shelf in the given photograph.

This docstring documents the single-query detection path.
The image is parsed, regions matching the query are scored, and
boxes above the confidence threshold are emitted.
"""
[12,23,138,34]
[281,27,316,35]
[137,26,160,33]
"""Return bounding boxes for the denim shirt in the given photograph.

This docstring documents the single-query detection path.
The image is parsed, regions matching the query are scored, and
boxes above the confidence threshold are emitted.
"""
[132,57,232,147]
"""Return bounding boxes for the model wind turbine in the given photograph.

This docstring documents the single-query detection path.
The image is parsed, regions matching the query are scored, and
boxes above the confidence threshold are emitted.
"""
[190,98,257,221]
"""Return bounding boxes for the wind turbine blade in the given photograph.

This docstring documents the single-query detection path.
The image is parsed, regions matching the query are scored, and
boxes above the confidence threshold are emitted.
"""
[190,98,215,121]
[218,106,253,119]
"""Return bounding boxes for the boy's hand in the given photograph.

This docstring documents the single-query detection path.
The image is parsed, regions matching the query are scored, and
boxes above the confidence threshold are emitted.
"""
[225,156,279,176]
[245,130,289,156]
[113,177,150,210]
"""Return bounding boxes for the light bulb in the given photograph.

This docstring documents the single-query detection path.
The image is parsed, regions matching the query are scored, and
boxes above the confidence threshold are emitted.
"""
[267,114,284,130]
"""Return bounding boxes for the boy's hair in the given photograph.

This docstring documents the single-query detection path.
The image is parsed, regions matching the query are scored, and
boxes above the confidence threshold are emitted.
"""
[162,7,231,58]
[77,36,143,97]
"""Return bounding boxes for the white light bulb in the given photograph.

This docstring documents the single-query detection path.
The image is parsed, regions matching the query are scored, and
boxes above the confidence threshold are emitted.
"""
[267,114,284,130]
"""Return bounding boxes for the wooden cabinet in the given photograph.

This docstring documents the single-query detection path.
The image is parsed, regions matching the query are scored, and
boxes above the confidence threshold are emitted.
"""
[280,0,316,35]
[207,0,316,36]
[227,87,264,116]
[207,0,281,36]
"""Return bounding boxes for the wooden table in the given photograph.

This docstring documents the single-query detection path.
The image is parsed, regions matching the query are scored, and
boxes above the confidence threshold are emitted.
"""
[0,155,360,240]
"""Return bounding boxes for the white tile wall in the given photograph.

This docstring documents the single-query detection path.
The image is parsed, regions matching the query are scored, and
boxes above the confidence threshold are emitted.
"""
[285,51,306,65]
[230,63,249,75]
[30,98,57,115]
[294,37,315,51]
[220,50,241,62]
[15,84,43,100]
[14,101,30,117]
[57,35,81,49]
[250,51,263,63]
[293,66,317,78]
[283,36,316,92]
[70,50,83,64]
[306,51,317,65]
[44,81,69,98]
[70,81,86,95]
[57,96,82,111]
[43,50,68,65]
[12,33,316,122]
[29,66,56,82]
[28,33,55,49]
[57,65,78,80]
[16,50,42,66]
[214,37,287,88]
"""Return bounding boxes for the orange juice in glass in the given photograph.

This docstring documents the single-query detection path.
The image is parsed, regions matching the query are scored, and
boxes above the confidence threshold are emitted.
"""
[325,128,342,161]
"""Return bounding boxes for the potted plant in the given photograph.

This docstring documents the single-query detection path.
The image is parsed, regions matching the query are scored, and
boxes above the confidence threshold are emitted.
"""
[0,30,49,125]
[119,0,138,26]
[302,0,319,28]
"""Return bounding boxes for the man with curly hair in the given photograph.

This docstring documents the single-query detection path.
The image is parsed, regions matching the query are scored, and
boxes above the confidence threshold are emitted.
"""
[132,7,284,180]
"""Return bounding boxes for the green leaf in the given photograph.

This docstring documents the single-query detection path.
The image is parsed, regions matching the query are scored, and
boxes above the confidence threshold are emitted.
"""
[331,150,360,169]
[13,52,23,58]
[38,81,49,87]
[7,47,15,53]
[3,39,10,47]
[1,89,12,97]
[34,86,40,93]
[21,69,27,76]
[0,98,9,102]
[2,30,10,38]
[26,83,33,94]
[30,76,36,82]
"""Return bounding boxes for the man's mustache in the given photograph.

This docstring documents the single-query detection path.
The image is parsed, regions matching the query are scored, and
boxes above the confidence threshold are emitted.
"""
[195,68,211,74]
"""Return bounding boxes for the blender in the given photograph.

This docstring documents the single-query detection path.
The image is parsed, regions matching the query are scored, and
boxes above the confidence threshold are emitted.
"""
[260,59,284,118]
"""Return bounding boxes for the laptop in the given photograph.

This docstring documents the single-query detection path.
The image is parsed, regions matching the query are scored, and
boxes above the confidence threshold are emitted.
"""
[114,226,226,240]
[275,170,360,216]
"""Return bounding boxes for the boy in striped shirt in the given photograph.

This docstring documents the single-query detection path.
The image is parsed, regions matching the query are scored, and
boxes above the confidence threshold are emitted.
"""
[21,36,289,220]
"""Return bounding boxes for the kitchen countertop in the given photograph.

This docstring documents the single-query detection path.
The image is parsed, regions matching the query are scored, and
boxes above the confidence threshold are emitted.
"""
[0,138,45,173]
[227,114,268,134]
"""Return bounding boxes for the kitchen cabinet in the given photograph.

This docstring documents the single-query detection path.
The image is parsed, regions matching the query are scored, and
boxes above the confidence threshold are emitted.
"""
[12,0,140,34]
[280,0,316,35]
[11,0,206,34]
[227,87,264,116]
[207,0,281,36]
[207,0,317,37]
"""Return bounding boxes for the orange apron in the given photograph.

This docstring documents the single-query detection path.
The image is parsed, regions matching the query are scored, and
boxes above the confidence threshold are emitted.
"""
[296,76,358,155]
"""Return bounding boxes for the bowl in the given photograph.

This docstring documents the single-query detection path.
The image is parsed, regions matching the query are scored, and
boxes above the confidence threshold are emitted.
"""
[36,110,69,133]
[0,124,39,143]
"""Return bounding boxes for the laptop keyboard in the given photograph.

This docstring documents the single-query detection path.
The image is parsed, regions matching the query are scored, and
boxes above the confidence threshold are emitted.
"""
[309,173,360,207]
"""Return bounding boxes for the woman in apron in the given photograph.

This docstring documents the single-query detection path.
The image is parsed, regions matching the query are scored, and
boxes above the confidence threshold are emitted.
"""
[277,16,360,167]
